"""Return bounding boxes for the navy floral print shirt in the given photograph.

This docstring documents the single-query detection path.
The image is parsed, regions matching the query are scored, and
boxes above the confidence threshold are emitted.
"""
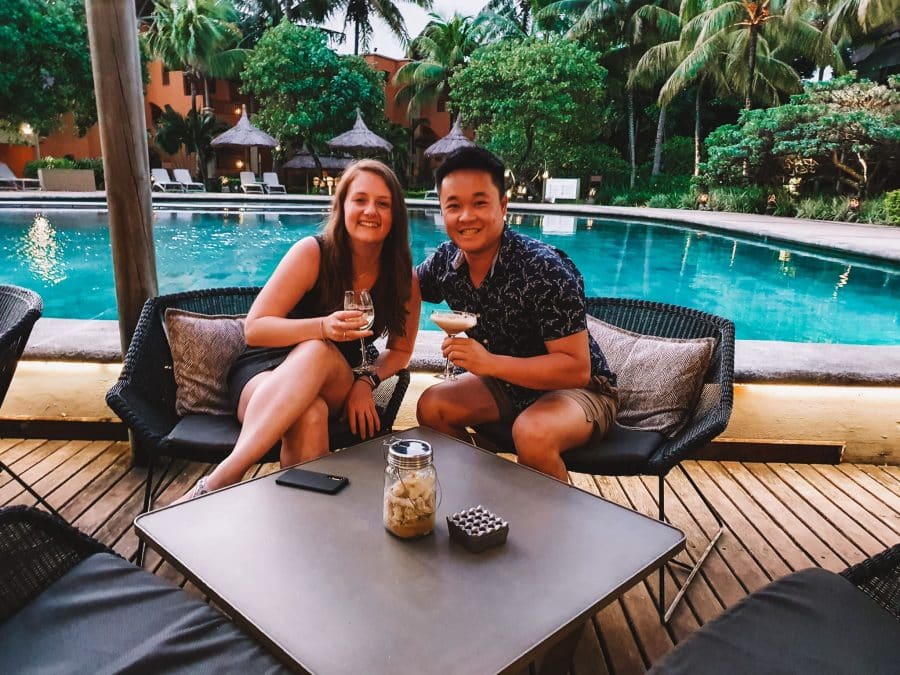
[417,227,615,413]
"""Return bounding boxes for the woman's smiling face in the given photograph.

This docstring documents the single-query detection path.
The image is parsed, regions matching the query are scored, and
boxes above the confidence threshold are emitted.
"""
[343,170,393,245]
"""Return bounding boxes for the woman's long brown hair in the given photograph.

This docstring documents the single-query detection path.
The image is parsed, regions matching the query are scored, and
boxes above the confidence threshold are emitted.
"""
[318,160,412,337]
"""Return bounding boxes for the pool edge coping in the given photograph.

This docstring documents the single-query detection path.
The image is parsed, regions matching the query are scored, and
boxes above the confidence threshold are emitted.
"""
[24,319,900,387]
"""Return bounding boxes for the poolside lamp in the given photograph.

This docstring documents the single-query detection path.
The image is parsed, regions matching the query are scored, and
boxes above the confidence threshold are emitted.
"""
[20,123,40,161]
[697,191,710,210]
[236,160,244,169]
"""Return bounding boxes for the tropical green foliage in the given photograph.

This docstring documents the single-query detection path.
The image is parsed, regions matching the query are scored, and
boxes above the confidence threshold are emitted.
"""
[450,38,612,193]
[0,0,95,136]
[240,22,386,155]
[885,190,900,224]
[394,13,484,118]
[702,74,900,193]
[152,105,228,182]
[320,0,433,55]
[144,0,249,112]
[23,157,105,188]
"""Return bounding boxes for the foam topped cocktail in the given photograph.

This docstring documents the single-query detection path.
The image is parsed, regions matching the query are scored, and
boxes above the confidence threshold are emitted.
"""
[430,310,477,380]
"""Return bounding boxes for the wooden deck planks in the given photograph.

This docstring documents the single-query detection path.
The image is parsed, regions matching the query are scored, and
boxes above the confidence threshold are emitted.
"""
[3,437,899,674]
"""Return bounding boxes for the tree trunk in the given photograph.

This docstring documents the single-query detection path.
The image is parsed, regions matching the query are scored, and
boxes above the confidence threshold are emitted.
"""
[203,77,211,111]
[354,21,360,55]
[694,86,702,176]
[84,1,158,358]
[652,105,666,177]
[189,72,198,114]
[745,28,758,110]
[627,91,636,188]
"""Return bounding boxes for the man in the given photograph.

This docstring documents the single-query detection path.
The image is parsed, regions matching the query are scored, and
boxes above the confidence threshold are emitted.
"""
[416,147,617,481]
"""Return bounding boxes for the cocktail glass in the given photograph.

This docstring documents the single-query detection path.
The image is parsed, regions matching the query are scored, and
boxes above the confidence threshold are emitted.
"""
[345,290,375,374]
[430,310,478,380]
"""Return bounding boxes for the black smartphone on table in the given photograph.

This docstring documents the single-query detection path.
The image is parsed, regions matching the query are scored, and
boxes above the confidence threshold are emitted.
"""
[276,468,349,494]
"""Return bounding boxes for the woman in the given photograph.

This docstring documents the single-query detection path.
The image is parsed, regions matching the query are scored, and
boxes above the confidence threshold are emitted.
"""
[179,159,420,501]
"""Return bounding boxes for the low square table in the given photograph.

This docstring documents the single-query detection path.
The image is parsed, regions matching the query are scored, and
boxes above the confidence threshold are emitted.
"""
[135,427,684,674]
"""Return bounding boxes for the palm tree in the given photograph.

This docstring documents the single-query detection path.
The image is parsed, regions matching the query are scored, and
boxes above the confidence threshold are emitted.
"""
[153,104,228,182]
[475,0,567,40]
[144,0,249,113]
[393,13,484,118]
[320,0,434,55]
[682,0,843,110]
[630,0,730,175]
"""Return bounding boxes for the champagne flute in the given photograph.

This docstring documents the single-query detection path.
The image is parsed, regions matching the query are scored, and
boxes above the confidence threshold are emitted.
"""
[344,290,374,374]
[430,310,478,380]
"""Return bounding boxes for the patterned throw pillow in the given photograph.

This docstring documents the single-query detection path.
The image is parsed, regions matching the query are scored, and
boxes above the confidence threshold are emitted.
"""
[164,308,246,416]
[587,315,715,436]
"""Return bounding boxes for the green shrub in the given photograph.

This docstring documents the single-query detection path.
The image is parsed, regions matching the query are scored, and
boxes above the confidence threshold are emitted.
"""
[24,157,75,177]
[860,195,888,224]
[708,186,765,213]
[24,156,105,188]
[679,191,697,209]
[885,190,900,224]
[660,136,694,175]
[647,192,684,209]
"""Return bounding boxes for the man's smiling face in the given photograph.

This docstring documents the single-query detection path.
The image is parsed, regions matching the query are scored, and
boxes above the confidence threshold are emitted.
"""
[439,169,508,257]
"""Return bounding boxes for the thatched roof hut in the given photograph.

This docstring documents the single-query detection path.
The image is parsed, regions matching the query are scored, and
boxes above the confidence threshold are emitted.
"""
[424,116,475,159]
[327,109,392,154]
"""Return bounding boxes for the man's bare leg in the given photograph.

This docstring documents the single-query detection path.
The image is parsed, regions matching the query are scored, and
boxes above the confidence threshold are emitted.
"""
[416,373,501,442]
[512,394,595,482]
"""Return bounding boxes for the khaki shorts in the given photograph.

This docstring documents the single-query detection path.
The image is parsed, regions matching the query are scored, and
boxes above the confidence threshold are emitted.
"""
[483,375,618,436]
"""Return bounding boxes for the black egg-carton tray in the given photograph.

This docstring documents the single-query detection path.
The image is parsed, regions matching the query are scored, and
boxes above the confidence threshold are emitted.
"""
[447,505,509,553]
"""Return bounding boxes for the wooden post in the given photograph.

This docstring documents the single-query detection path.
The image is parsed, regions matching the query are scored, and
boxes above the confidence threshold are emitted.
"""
[84,0,158,355]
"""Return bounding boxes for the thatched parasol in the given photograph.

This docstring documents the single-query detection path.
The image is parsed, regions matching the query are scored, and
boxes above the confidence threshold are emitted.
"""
[282,146,351,171]
[282,145,352,192]
[327,108,392,155]
[211,105,277,174]
[424,116,475,159]
[211,105,277,149]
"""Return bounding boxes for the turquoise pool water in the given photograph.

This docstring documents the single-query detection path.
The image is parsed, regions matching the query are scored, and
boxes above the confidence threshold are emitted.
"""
[1,208,898,344]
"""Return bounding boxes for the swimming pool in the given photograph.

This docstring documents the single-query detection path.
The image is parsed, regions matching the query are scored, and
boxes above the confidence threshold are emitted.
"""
[1,208,897,344]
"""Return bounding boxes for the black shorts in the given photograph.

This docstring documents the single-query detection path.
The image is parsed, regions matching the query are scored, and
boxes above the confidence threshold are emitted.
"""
[226,340,374,412]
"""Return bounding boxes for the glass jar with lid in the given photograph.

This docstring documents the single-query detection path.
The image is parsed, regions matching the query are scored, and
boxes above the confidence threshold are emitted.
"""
[383,439,437,538]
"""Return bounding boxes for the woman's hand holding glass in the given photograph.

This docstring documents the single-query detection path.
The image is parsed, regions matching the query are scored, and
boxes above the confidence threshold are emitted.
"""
[320,308,373,343]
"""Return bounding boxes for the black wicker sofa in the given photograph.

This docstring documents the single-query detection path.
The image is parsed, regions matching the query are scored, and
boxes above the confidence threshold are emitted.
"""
[649,542,900,674]
[106,287,410,516]
[0,506,288,673]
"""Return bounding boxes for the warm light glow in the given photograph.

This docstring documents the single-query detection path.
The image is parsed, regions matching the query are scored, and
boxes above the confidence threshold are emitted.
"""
[20,213,64,284]
[542,170,549,179]
[235,160,244,169]
[234,107,242,115]
[20,123,33,136]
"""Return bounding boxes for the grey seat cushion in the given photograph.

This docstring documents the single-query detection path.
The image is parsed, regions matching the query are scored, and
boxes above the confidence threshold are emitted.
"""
[649,567,900,675]
[475,422,665,475]
[165,413,384,460]
[0,552,288,674]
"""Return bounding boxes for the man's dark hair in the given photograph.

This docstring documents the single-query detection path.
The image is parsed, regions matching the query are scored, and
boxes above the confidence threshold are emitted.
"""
[434,146,506,199]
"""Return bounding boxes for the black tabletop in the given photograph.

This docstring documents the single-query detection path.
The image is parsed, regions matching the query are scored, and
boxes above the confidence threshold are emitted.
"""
[135,427,684,674]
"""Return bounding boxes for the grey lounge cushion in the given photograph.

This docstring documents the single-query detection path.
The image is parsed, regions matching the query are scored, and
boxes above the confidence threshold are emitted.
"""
[164,308,246,416]
[587,315,715,436]
[0,552,287,674]
[649,567,900,675]
[476,422,665,475]
[164,414,380,458]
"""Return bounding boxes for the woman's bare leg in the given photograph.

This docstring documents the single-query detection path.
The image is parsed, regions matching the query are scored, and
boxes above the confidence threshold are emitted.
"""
[280,396,329,466]
[204,340,353,490]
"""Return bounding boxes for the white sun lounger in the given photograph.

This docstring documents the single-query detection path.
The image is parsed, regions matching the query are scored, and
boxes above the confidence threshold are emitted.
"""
[172,169,205,192]
[0,162,40,190]
[240,172,265,194]
[151,168,185,192]
[262,172,286,194]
